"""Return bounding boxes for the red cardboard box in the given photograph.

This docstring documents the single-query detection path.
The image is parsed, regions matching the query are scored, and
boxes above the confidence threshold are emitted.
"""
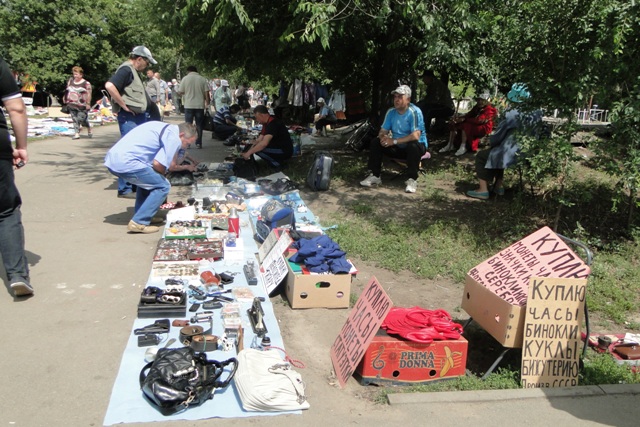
[461,226,591,348]
[354,328,468,385]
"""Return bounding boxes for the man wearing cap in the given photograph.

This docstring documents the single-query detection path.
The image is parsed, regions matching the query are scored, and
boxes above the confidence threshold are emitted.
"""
[105,45,158,198]
[214,79,232,111]
[313,98,337,137]
[466,84,544,200]
[360,85,428,194]
[178,65,210,149]
[104,122,197,233]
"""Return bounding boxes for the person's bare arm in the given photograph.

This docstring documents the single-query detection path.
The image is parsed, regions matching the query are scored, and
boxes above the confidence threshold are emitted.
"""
[5,97,28,166]
[152,159,167,175]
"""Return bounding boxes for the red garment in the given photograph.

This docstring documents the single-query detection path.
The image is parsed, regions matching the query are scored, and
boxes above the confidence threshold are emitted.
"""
[450,103,497,151]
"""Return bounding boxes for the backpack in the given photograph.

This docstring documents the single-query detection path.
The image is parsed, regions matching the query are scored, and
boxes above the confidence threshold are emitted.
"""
[254,199,296,243]
[306,151,334,191]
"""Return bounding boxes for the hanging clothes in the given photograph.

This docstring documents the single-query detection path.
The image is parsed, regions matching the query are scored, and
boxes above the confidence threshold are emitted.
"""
[292,79,303,107]
[329,90,346,120]
[303,82,315,106]
[328,90,346,112]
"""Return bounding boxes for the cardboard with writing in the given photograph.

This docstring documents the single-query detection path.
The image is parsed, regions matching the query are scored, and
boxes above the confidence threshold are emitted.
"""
[461,226,590,348]
[521,277,587,388]
[330,277,393,388]
[257,229,293,295]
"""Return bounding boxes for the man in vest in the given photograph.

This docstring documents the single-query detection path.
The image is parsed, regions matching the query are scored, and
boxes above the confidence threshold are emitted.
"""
[105,45,157,198]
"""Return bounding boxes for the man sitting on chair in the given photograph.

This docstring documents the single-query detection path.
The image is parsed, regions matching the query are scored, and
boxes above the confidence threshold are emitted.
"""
[359,85,428,194]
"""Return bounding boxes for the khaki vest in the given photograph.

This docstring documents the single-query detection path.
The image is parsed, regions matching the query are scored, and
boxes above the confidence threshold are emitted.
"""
[112,61,148,114]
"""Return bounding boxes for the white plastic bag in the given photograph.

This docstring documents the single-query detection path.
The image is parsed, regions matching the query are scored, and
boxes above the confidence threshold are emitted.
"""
[235,348,310,411]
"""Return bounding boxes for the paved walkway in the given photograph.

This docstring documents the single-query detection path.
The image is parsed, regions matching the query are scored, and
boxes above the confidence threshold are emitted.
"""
[1,116,639,427]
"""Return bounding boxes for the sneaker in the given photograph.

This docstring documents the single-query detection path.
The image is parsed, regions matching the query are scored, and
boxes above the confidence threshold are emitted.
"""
[494,187,505,196]
[150,216,166,225]
[360,174,382,187]
[405,178,418,193]
[196,144,203,149]
[72,134,80,140]
[127,220,160,234]
[117,192,136,199]
[87,133,93,139]
[454,145,467,156]
[11,281,34,297]
[439,143,453,153]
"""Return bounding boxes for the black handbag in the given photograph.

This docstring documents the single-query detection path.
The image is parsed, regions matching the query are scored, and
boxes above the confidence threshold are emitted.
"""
[61,104,70,114]
[233,157,257,181]
[203,110,214,131]
[139,347,237,415]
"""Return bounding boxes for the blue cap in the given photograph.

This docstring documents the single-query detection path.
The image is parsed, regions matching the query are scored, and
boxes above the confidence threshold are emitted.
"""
[507,83,530,103]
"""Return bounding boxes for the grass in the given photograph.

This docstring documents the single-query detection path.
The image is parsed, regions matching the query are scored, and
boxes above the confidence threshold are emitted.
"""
[289,137,640,329]
[288,133,640,393]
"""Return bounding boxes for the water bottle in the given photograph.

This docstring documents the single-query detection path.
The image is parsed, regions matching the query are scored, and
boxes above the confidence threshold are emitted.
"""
[228,207,240,238]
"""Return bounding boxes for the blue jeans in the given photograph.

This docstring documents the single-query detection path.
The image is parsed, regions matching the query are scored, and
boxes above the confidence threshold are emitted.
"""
[107,167,170,225]
[184,108,205,146]
[116,110,148,195]
[0,160,30,285]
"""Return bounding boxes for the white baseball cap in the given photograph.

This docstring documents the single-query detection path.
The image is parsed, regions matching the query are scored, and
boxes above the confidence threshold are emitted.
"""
[317,97,325,104]
[130,46,157,65]
[391,85,412,97]
[221,79,229,87]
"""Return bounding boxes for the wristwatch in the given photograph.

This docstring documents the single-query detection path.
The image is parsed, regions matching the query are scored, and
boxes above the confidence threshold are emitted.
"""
[393,139,398,145]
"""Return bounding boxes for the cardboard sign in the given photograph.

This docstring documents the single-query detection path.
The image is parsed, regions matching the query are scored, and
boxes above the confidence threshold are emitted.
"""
[466,226,591,307]
[258,230,293,295]
[521,277,587,388]
[330,276,393,388]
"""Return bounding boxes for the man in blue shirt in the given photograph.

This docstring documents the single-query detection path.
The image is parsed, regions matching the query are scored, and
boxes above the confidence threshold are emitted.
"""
[213,103,241,140]
[360,85,428,193]
[104,122,197,233]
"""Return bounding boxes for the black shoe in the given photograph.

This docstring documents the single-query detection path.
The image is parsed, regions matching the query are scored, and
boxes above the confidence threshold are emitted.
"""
[118,192,136,199]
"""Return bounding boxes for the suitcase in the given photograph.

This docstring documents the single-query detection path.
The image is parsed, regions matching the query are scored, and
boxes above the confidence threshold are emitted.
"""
[306,151,334,191]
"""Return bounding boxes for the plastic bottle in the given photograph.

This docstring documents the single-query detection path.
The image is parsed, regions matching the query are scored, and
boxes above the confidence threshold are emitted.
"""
[228,207,240,238]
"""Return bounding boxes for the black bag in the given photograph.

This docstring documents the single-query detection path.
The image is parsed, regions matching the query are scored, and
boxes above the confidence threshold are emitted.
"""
[233,157,257,181]
[140,347,237,415]
[61,104,70,114]
[306,151,334,191]
[203,110,214,131]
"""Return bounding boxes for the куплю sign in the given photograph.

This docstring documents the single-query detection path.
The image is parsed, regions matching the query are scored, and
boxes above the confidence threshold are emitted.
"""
[521,277,587,388]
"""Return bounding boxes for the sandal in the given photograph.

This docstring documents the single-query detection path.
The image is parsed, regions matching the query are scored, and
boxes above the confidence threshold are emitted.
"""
[466,190,490,200]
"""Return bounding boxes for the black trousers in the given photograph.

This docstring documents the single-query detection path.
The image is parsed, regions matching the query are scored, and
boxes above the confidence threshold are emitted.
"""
[367,138,426,180]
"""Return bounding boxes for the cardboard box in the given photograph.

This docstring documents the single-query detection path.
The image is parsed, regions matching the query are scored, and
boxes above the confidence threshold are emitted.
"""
[355,329,468,385]
[285,261,351,309]
[461,226,591,348]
